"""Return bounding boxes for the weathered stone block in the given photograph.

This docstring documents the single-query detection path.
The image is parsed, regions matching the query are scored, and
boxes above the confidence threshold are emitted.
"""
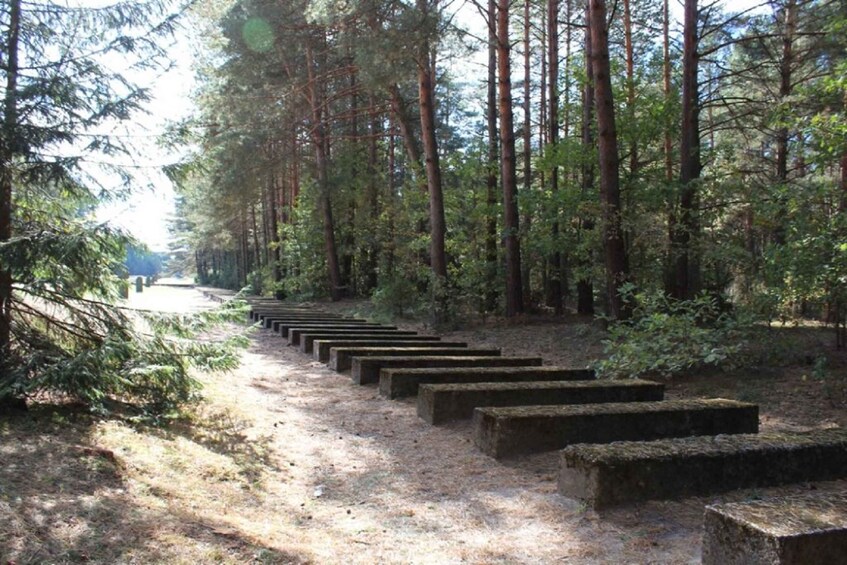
[303,332,426,354]
[309,335,441,358]
[703,493,847,565]
[380,367,595,399]
[475,399,758,459]
[354,356,543,385]
[418,379,663,424]
[558,429,847,509]
[267,317,348,330]
[288,324,396,345]
[261,315,348,329]
[329,346,496,372]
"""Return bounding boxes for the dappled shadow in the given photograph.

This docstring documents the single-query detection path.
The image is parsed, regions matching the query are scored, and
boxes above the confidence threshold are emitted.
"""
[150,404,281,485]
[0,405,309,564]
[238,316,847,563]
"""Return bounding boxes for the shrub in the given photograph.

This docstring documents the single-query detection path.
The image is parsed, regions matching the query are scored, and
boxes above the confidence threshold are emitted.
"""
[595,290,753,379]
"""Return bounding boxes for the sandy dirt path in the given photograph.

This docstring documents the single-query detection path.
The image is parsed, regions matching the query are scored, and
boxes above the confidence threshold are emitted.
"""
[6,285,841,564]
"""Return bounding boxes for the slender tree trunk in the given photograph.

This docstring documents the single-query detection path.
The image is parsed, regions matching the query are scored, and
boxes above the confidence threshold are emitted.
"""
[522,0,533,310]
[307,44,344,301]
[546,0,563,314]
[674,0,701,300]
[486,0,500,312]
[251,202,261,273]
[576,2,595,315]
[590,0,629,320]
[663,0,677,295]
[623,0,637,176]
[269,174,283,299]
[417,0,449,321]
[663,0,673,184]
[774,0,796,245]
[388,84,423,170]
[364,98,381,293]
[498,0,524,316]
[0,0,21,355]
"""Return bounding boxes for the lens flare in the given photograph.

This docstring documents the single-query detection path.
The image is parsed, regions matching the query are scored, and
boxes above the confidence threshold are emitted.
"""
[242,17,274,53]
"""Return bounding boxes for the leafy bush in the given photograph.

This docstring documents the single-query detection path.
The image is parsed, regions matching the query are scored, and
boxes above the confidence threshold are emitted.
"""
[595,290,753,379]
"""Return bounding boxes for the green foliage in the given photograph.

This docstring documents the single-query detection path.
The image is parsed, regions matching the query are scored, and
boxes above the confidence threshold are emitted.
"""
[596,289,754,379]
[0,221,249,416]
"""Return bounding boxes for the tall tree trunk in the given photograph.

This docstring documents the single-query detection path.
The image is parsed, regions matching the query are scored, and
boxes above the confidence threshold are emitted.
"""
[498,0,524,316]
[0,0,21,355]
[623,0,637,176]
[773,0,796,245]
[546,0,563,314]
[417,0,449,320]
[522,0,533,310]
[663,0,673,184]
[364,98,381,293]
[388,84,423,170]
[590,0,629,320]
[306,45,344,301]
[663,0,677,296]
[269,174,283,299]
[576,1,595,315]
[674,0,701,300]
[486,0,499,312]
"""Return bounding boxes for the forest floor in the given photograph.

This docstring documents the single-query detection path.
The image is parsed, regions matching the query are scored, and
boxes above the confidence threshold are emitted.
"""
[2,287,847,564]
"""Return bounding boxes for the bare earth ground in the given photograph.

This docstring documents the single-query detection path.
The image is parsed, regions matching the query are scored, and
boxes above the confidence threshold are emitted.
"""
[2,287,847,564]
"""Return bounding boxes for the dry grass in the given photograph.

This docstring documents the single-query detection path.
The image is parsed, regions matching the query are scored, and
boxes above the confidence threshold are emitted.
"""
[2,289,847,564]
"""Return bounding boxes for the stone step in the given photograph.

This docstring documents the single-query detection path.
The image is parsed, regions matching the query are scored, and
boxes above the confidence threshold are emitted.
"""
[260,316,358,329]
[558,428,847,509]
[275,321,383,337]
[379,366,596,399]
[355,356,544,386]
[288,324,398,345]
[270,318,365,333]
[475,399,758,459]
[252,312,336,322]
[418,379,664,424]
[309,335,441,358]
[251,310,329,322]
[300,329,428,352]
[703,493,847,564]
[329,346,496,372]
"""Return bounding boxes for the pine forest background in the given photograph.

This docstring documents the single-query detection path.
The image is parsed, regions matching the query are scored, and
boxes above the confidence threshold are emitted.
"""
[172,0,847,336]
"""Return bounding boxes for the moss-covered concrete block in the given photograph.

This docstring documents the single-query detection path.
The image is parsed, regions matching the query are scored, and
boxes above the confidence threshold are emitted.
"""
[330,347,498,372]
[475,399,758,459]
[261,315,349,329]
[303,332,429,354]
[310,336,445,358]
[558,429,847,509]
[418,379,663,424]
[274,320,373,335]
[703,493,847,564]
[379,367,595,399]
[354,356,543,385]
[288,324,395,345]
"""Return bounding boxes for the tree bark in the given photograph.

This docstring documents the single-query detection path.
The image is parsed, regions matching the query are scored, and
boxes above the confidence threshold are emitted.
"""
[546,0,564,314]
[773,0,796,245]
[306,44,344,301]
[589,0,629,320]
[0,0,21,354]
[388,84,423,170]
[486,0,499,312]
[522,0,533,309]
[417,0,449,320]
[498,0,524,317]
[577,1,595,315]
[674,0,701,300]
